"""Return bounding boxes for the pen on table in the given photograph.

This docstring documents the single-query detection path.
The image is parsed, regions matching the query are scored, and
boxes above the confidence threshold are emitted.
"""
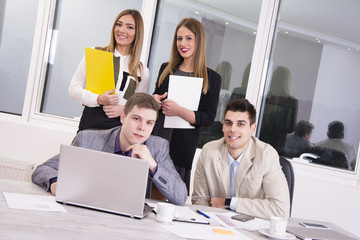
[196,209,210,219]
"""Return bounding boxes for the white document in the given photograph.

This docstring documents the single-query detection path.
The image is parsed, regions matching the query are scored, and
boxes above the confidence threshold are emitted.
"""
[3,192,67,213]
[207,211,270,231]
[173,206,209,224]
[164,75,203,129]
[145,202,209,224]
[161,223,252,240]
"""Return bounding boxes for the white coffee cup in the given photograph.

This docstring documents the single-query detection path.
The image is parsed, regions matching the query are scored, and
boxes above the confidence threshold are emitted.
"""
[156,202,176,224]
[269,216,288,236]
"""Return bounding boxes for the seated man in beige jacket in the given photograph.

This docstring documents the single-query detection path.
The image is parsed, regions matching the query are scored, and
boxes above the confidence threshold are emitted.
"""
[192,98,290,219]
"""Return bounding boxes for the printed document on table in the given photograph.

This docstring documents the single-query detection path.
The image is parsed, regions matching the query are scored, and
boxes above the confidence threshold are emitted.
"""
[161,223,252,240]
[3,192,67,213]
[85,47,115,95]
[164,75,203,129]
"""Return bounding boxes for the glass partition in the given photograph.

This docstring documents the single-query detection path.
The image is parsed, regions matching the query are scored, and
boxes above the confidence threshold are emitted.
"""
[39,0,143,118]
[257,0,360,171]
[0,0,39,115]
[147,0,263,147]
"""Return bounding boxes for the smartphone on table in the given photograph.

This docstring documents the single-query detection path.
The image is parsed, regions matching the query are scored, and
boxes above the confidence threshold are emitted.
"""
[231,214,255,222]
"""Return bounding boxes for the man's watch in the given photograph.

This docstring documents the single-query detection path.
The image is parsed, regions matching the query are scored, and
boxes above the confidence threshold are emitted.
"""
[224,197,231,208]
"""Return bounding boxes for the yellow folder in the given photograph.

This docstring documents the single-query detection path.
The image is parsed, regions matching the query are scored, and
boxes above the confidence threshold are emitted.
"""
[85,47,115,95]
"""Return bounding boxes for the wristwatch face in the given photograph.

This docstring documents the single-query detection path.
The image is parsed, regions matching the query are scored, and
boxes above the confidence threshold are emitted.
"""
[225,197,231,206]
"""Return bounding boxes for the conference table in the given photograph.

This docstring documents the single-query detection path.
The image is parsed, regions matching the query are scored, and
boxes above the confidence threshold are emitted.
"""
[0,179,269,240]
[0,179,357,240]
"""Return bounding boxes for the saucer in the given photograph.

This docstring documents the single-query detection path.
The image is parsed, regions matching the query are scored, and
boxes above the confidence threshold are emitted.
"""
[258,228,296,240]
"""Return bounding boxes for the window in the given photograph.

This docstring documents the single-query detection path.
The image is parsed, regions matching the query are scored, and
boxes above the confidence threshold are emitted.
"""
[257,0,360,171]
[39,0,143,118]
[0,0,39,115]
[147,0,262,147]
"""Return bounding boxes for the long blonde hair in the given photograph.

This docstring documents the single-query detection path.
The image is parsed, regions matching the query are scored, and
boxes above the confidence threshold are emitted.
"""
[268,66,292,97]
[158,18,209,94]
[101,9,144,83]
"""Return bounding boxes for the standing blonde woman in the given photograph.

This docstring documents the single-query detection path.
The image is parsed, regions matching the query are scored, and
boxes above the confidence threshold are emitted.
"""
[152,18,221,192]
[69,9,149,131]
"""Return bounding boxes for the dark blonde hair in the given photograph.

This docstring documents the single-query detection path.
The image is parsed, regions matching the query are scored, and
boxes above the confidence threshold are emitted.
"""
[158,18,209,94]
[101,9,144,83]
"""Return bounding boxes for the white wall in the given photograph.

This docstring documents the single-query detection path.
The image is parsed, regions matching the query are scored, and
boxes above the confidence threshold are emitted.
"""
[291,162,360,237]
[0,118,76,166]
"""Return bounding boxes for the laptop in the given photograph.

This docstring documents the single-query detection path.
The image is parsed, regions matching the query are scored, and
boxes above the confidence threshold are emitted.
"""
[56,144,154,219]
[287,222,359,240]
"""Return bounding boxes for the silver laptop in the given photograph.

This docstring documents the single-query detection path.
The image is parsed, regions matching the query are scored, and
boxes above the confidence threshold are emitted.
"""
[56,144,153,218]
[287,223,359,240]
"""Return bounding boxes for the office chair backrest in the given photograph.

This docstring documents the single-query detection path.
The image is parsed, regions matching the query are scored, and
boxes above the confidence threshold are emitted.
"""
[279,156,295,216]
[306,146,349,170]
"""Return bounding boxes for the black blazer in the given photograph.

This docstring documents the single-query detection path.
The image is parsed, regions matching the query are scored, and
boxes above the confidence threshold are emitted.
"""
[152,62,221,169]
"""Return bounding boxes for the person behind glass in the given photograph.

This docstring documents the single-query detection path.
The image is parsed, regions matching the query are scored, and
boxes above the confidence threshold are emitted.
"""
[283,120,314,158]
[315,120,357,170]
[192,99,290,219]
[152,18,221,193]
[198,61,232,147]
[69,9,149,132]
[230,62,251,101]
[31,93,188,206]
[259,66,298,155]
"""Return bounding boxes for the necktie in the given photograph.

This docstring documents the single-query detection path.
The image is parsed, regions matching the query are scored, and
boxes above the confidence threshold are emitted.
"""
[230,161,239,197]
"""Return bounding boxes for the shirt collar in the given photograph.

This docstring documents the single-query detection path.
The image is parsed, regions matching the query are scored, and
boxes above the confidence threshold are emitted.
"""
[114,48,129,58]
[227,146,247,165]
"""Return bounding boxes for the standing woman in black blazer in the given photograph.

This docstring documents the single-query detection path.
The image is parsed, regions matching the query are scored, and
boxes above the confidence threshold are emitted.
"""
[152,18,221,193]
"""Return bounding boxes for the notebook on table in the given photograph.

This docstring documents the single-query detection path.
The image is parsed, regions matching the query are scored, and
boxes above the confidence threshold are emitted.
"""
[56,144,153,219]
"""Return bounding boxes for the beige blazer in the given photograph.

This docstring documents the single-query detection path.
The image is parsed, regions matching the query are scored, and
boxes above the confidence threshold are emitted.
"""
[192,136,290,218]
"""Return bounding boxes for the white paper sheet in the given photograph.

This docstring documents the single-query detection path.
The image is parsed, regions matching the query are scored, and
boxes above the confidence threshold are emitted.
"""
[3,192,67,213]
[164,75,203,129]
[161,223,252,240]
[207,211,270,231]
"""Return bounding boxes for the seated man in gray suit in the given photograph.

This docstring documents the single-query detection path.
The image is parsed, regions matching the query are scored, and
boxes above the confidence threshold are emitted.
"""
[192,99,290,218]
[32,93,188,206]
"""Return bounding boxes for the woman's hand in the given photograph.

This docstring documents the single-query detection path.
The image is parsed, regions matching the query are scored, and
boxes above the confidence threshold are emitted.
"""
[97,90,118,106]
[162,98,196,124]
[103,104,124,118]
[152,92,168,107]
[161,99,181,116]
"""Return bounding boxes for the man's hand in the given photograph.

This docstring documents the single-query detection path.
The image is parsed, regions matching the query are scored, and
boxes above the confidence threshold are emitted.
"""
[210,197,226,208]
[127,144,157,172]
[50,182,57,196]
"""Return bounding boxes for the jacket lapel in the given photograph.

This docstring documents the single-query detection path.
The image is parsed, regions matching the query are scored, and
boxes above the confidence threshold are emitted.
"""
[235,138,255,192]
[102,127,121,153]
[216,140,231,196]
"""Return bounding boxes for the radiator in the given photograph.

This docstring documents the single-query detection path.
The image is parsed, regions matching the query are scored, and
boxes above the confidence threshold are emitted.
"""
[0,159,35,182]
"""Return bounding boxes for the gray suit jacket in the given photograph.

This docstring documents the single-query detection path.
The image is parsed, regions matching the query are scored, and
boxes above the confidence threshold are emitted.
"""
[32,126,187,205]
[192,136,290,218]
